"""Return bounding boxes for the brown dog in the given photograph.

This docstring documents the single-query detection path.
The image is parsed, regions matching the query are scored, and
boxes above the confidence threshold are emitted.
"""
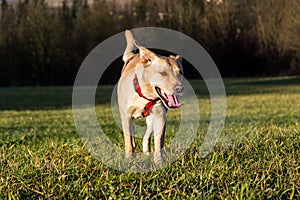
[118,30,184,163]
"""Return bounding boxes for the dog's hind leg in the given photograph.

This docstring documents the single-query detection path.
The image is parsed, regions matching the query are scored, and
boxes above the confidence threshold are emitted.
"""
[143,115,154,155]
[131,122,136,149]
[121,115,135,155]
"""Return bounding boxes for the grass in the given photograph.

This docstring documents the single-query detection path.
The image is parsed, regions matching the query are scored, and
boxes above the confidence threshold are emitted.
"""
[0,76,300,199]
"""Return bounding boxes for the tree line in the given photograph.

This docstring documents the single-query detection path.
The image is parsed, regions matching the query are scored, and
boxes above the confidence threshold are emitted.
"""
[0,0,299,86]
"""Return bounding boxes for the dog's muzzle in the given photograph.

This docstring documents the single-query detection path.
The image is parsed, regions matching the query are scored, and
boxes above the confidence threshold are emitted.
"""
[155,87,182,109]
[175,84,184,95]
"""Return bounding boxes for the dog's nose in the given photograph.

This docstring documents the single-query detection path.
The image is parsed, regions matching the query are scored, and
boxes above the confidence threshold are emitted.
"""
[175,84,184,94]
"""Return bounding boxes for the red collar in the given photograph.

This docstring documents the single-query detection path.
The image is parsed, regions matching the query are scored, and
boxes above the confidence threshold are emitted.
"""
[133,74,158,117]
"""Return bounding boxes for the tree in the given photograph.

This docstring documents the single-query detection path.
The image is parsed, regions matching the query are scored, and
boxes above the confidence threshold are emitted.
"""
[255,0,300,74]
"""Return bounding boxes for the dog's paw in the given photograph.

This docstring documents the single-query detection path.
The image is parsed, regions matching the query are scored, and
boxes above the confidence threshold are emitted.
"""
[125,151,133,158]
[154,150,165,164]
[143,146,151,155]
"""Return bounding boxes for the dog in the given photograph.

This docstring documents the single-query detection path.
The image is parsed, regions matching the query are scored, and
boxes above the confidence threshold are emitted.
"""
[117,30,184,164]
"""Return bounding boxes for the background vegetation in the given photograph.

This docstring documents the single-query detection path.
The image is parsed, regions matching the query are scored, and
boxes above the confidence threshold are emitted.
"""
[0,0,299,86]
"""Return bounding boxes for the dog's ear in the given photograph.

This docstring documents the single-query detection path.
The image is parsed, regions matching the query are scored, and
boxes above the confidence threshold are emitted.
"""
[170,55,182,64]
[138,46,156,66]
[175,55,182,64]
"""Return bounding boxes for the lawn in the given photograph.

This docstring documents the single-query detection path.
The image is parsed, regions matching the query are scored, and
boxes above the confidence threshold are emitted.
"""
[0,77,299,199]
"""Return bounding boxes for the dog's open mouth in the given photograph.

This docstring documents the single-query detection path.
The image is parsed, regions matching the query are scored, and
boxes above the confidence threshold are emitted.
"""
[155,87,182,109]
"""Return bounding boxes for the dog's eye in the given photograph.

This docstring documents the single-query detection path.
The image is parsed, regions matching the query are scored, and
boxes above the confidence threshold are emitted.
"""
[160,71,168,76]
[179,70,183,75]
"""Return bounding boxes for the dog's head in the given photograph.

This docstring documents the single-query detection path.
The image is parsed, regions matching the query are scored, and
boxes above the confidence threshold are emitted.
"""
[138,46,184,109]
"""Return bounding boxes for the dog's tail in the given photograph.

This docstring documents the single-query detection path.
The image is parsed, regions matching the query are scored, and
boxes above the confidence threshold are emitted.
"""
[123,30,136,62]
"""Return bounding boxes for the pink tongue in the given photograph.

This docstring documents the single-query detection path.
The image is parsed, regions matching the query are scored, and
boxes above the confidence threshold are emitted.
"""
[165,93,182,108]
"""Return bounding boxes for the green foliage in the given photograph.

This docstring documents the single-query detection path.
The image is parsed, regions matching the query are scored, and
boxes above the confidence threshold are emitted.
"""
[0,77,300,198]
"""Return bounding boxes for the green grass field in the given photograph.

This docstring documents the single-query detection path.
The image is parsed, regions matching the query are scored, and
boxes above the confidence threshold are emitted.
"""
[1,77,299,199]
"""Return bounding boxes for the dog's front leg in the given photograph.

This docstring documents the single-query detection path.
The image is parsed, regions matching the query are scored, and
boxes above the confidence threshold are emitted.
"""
[121,115,135,156]
[143,115,154,154]
[152,106,167,164]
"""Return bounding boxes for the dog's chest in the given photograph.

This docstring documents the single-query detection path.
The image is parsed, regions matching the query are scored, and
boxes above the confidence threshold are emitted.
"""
[129,106,144,119]
[128,97,162,119]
